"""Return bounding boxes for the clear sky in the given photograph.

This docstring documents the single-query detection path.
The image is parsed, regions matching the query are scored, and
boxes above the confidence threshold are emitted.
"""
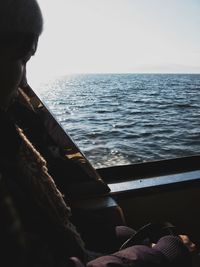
[28,0,200,86]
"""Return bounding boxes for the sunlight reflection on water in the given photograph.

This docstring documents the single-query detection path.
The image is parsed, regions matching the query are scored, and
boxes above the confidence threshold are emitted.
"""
[36,73,200,168]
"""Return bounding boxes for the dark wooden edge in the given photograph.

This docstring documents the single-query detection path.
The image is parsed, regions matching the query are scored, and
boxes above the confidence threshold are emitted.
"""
[97,155,200,183]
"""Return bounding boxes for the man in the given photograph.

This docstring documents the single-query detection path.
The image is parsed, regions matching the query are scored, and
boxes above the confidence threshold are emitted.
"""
[0,0,87,266]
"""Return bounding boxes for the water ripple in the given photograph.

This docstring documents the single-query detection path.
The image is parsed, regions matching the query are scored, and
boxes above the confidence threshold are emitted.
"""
[38,74,200,168]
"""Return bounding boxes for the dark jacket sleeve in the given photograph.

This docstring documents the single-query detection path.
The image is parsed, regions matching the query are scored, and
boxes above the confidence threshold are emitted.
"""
[153,235,191,266]
[87,236,191,267]
[87,245,167,267]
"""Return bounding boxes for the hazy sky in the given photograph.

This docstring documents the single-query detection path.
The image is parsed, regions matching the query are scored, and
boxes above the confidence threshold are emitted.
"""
[28,0,200,86]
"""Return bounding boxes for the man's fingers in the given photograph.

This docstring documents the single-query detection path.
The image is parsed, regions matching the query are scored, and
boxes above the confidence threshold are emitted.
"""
[179,235,196,252]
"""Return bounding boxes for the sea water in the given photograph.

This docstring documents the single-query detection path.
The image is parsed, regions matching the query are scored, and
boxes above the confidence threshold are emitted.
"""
[36,73,200,168]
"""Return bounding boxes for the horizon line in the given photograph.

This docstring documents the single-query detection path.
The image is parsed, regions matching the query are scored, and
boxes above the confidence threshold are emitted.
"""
[59,71,200,76]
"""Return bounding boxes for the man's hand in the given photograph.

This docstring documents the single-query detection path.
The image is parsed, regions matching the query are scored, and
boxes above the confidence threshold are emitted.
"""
[179,235,196,252]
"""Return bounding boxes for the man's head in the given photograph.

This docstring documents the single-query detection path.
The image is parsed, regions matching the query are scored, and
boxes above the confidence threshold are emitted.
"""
[0,0,43,110]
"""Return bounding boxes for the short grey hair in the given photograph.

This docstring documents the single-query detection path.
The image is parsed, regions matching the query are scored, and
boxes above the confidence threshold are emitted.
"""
[0,0,43,36]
